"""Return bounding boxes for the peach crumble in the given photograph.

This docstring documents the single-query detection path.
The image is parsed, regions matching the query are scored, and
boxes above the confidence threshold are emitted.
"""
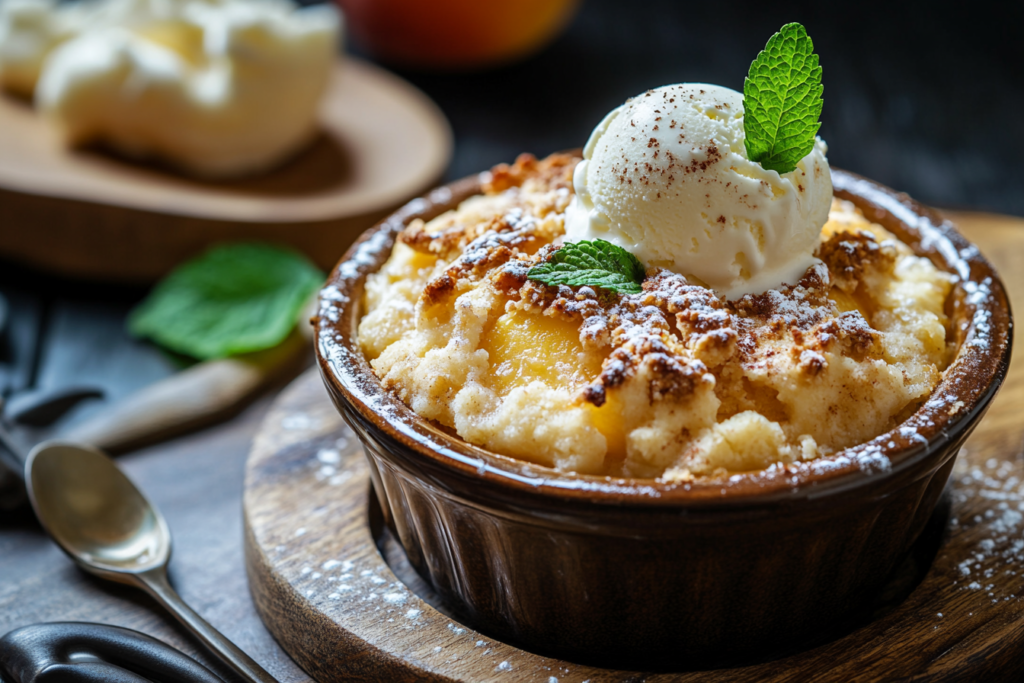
[357,153,954,480]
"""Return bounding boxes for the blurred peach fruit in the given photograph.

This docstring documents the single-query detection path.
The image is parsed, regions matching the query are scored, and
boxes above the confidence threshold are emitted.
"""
[336,0,582,70]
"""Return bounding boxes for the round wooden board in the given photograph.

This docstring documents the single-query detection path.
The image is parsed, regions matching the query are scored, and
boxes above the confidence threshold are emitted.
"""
[244,213,1024,682]
[0,58,452,282]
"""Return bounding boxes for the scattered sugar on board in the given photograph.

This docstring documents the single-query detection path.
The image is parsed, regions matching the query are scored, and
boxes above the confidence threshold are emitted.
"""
[949,451,1024,603]
[316,448,341,464]
[327,472,352,486]
[281,413,319,431]
[383,592,407,605]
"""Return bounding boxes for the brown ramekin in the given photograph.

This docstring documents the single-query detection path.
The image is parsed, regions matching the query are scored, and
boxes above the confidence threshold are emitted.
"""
[314,168,1013,667]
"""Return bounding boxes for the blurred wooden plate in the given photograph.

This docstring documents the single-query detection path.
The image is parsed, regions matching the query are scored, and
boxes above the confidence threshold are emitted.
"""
[0,58,452,283]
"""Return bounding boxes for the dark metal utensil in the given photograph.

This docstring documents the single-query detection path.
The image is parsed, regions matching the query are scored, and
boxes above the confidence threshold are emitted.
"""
[4,387,105,427]
[0,292,8,350]
[0,418,26,510]
[0,389,105,510]
[0,622,222,683]
[25,442,278,683]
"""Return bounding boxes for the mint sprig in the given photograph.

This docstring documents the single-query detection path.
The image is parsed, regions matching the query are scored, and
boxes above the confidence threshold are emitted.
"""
[527,239,646,295]
[743,22,823,175]
[129,243,323,360]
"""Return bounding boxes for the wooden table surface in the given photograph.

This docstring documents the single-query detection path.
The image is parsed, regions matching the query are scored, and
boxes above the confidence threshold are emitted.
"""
[1,210,1022,683]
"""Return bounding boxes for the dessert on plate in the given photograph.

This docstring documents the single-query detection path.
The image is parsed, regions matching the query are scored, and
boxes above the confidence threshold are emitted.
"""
[0,0,340,177]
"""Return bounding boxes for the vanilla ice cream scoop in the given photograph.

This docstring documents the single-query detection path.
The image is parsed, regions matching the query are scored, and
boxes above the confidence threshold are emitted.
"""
[565,83,832,299]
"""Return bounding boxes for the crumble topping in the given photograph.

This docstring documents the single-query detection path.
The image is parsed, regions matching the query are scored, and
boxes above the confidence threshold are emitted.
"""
[358,153,955,479]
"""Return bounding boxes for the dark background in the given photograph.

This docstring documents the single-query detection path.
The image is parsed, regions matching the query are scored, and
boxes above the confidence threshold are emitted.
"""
[378,0,1024,216]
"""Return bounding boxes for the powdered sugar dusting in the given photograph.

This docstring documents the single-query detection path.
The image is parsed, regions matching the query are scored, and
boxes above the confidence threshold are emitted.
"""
[947,452,1024,604]
[963,278,994,350]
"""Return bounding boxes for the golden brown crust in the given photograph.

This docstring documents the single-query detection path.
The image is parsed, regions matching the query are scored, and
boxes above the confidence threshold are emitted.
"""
[401,209,546,262]
[360,153,954,479]
[817,229,898,293]
[483,152,578,194]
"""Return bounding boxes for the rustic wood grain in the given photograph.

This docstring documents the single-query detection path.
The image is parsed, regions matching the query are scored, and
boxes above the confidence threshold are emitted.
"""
[0,59,452,283]
[244,212,1024,682]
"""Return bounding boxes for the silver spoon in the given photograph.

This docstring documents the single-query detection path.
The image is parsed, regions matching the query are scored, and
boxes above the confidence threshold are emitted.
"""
[25,440,278,683]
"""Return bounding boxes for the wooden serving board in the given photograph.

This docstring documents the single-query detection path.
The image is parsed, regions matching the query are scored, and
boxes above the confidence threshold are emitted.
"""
[0,59,452,283]
[244,212,1024,681]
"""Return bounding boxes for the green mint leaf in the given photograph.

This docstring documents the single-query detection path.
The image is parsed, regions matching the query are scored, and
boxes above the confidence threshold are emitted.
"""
[527,239,646,295]
[743,22,823,175]
[129,243,323,360]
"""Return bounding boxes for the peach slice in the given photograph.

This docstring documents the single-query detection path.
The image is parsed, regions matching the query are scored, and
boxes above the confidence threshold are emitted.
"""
[480,308,626,460]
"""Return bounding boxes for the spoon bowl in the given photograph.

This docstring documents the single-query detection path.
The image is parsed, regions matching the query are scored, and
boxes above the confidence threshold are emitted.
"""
[25,440,278,683]
[26,442,170,580]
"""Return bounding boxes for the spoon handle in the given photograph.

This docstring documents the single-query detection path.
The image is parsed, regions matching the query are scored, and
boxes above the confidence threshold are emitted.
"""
[136,567,278,683]
[0,423,27,510]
